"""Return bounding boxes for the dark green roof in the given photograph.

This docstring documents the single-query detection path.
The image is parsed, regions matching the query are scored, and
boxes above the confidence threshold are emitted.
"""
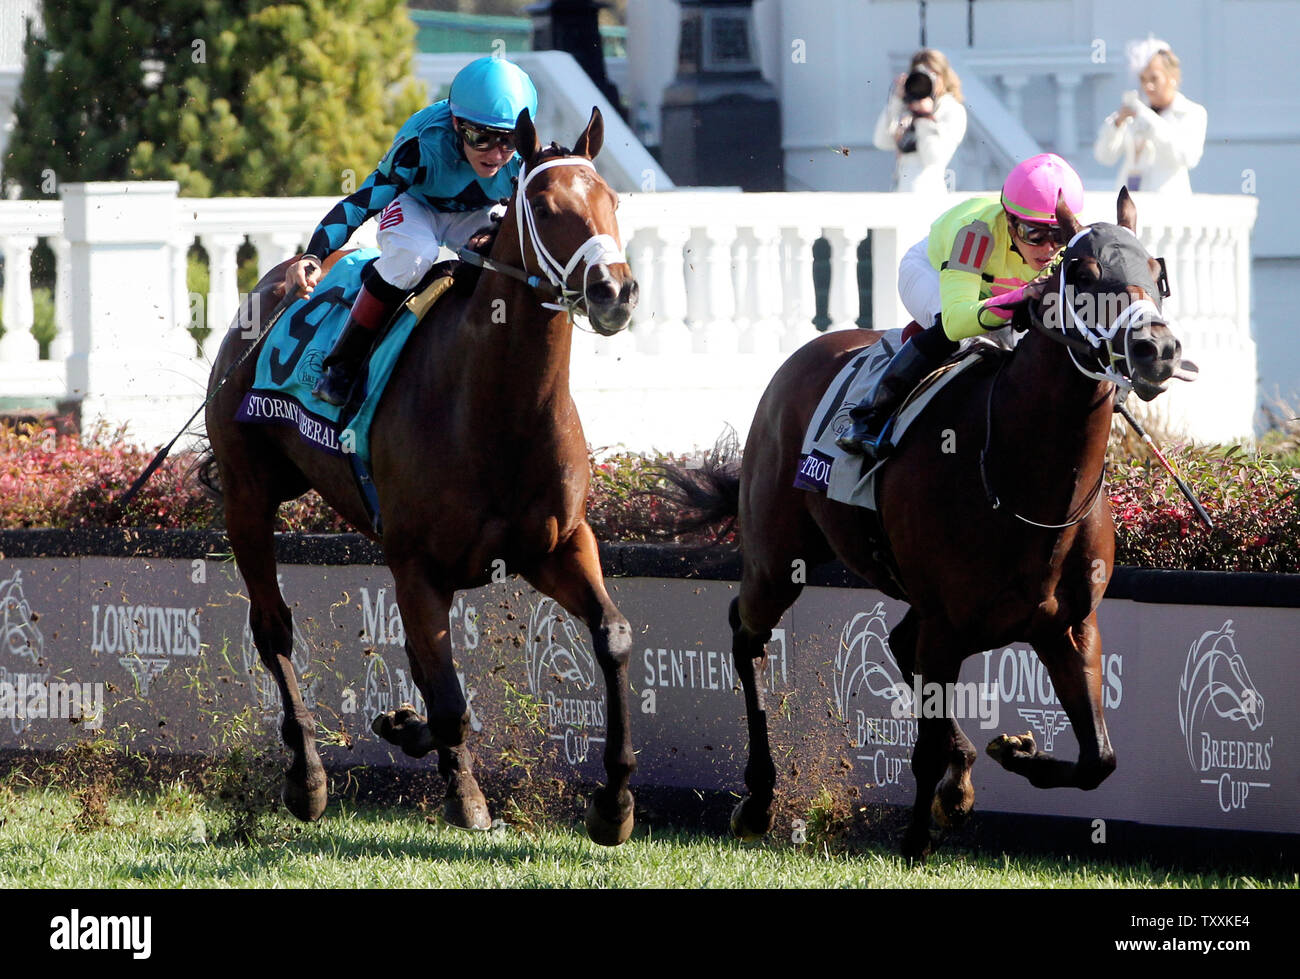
[410,9,626,57]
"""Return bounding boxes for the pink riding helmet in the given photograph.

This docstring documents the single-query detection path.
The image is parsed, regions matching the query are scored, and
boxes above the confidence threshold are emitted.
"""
[1001,153,1085,224]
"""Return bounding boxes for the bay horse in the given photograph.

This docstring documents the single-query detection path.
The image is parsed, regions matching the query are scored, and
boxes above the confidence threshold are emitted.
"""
[669,190,1187,859]
[204,108,640,845]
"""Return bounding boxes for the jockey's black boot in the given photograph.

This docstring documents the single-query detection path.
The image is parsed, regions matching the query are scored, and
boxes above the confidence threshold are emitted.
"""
[312,276,402,407]
[836,322,958,456]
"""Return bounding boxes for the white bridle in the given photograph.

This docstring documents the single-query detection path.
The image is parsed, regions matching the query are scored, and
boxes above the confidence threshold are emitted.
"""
[1052,226,1163,393]
[514,156,627,317]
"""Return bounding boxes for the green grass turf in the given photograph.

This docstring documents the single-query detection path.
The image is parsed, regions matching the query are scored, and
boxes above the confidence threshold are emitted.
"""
[0,786,1292,889]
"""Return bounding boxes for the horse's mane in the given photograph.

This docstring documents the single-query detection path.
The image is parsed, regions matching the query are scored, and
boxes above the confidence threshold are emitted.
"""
[535,141,574,162]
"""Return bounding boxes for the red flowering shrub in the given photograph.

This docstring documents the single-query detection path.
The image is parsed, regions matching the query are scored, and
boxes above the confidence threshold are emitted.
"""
[2,420,1296,572]
[1109,443,1300,572]
[0,420,347,533]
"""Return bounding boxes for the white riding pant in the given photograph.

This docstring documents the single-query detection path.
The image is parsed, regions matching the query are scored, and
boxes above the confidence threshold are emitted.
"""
[372,193,497,290]
[897,237,942,329]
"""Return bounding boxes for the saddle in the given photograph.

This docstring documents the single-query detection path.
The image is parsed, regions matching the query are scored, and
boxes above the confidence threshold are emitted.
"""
[795,335,1006,510]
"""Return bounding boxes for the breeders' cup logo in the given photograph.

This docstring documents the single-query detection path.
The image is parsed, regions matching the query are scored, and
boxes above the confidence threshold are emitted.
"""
[834,602,913,790]
[525,597,605,766]
[2,571,43,666]
[1178,620,1271,813]
[834,603,911,717]
[240,620,318,725]
[297,349,325,386]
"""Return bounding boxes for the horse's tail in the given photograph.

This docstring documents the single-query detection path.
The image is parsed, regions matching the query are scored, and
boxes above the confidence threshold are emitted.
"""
[194,443,223,503]
[649,427,742,541]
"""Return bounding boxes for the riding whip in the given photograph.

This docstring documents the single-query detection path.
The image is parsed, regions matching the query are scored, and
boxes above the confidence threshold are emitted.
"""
[118,288,299,507]
[1115,400,1214,530]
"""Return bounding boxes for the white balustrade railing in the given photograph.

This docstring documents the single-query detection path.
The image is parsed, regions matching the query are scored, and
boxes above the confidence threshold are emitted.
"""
[0,182,1257,451]
[949,46,1123,156]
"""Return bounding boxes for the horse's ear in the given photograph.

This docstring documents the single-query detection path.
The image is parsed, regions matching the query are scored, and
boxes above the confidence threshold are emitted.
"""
[573,107,604,160]
[1117,186,1138,233]
[513,107,541,163]
[1055,190,1084,239]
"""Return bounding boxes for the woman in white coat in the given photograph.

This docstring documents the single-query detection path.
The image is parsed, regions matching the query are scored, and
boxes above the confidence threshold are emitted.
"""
[1094,38,1207,195]
[873,49,967,195]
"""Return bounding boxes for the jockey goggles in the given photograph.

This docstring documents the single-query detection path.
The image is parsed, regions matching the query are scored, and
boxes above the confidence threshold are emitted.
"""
[458,120,516,152]
[1006,213,1071,247]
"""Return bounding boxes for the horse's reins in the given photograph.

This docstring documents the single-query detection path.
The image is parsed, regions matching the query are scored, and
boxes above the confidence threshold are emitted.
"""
[983,228,1210,529]
[979,354,1110,530]
[459,155,626,325]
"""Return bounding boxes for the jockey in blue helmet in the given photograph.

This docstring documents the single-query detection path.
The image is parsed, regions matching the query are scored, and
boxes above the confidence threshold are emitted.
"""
[287,56,539,406]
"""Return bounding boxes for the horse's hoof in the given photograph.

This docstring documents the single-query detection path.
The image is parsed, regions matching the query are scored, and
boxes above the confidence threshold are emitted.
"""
[986,731,1037,768]
[930,792,973,831]
[371,709,435,758]
[729,797,773,842]
[443,775,492,831]
[585,791,635,847]
[282,778,328,822]
[900,826,933,863]
[931,773,976,831]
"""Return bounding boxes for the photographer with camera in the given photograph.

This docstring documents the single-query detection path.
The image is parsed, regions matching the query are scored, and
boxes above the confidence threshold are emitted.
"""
[872,49,967,194]
[1093,37,1207,195]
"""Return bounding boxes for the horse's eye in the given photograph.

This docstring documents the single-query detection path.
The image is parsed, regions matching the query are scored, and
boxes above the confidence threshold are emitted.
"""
[531,200,554,219]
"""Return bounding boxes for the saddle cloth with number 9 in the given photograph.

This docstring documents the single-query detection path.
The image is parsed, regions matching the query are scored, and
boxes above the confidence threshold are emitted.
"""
[236,248,450,474]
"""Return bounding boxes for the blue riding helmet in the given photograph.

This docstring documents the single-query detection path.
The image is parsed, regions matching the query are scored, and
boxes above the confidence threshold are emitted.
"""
[448,56,539,130]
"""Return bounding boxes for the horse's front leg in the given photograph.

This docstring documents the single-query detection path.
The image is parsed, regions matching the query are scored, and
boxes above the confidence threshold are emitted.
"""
[987,611,1116,789]
[902,623,978,862]
[373,566,491,830]
[524,522,635,846]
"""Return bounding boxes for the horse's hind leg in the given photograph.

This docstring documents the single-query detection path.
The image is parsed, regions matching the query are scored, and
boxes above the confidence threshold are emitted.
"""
[523,522,635,846]
[728,560,805,842]
[373,568,491,830]
[987,612,1116,788]
[225,481,327,821]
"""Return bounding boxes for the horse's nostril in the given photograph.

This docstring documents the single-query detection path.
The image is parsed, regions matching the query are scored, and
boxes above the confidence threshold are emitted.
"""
[587,279,618,306]
[1130,339,1159,363]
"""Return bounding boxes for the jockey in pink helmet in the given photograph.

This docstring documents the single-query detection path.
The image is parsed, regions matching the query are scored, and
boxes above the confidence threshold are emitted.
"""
[839,153,1085,456]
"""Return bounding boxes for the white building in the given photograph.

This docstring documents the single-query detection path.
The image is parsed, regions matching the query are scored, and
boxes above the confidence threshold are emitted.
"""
[0,0,1288,450]
[629,0,1300,415]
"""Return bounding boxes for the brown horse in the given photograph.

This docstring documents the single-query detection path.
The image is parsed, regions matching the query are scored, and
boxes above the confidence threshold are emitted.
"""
[204,108,640,845]
[667,190,1187,859]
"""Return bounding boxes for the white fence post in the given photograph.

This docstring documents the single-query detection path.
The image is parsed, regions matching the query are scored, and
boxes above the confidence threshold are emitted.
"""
[0,233,37,360]
[63,181,203,446]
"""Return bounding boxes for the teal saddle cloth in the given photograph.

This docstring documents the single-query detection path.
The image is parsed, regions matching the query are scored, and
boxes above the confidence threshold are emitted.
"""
[235,248,424,530]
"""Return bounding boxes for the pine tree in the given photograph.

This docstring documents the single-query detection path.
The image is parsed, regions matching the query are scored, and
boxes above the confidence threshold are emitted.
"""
[6,0,428,198]
[4,1,196,195]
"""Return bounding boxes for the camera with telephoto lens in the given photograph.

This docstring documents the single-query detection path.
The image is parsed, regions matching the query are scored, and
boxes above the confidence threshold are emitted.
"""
[895,67,938,153]
[903,68,936,104]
